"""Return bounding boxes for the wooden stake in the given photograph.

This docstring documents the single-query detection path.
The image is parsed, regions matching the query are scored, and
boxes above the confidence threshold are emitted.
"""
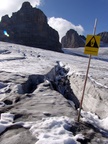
[77,19,98,122]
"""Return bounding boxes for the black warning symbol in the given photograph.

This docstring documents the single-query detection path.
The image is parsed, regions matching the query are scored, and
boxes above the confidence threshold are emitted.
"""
[86,36,98,48]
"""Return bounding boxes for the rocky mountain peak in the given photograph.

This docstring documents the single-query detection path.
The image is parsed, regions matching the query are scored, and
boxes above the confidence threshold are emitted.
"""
[61,29,85,48]
[0,2,62,52]
[67,29,77,35]
[1,15,10,23]
[21,1,32,9]
[98,31,108,43]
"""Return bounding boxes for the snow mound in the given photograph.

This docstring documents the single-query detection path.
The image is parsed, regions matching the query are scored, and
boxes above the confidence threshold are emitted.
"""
[0,113,14,134]
[30,116,84,144]
[81,110,108,136]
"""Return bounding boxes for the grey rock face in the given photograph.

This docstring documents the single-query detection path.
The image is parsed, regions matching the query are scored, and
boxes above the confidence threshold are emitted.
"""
[61,29,85,48]
[98,31,108,43]
[0,2,62,52]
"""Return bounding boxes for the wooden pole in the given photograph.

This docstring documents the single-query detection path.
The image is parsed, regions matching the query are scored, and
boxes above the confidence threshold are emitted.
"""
[77,19,98,122]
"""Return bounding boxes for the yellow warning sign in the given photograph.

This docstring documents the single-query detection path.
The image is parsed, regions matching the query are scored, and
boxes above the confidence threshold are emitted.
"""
[84,35,101,56]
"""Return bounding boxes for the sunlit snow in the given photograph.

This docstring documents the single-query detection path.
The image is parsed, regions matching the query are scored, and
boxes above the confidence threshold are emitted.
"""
[0,112,108,143]
[0,42,108,143]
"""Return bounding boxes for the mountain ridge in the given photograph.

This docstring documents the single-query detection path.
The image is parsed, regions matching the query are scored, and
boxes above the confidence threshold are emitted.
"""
[61,29,85,48]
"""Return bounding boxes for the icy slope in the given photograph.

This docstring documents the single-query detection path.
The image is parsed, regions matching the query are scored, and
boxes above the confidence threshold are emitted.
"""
[0,42,108,143]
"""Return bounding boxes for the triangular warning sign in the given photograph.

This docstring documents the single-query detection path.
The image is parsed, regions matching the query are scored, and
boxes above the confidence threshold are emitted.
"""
[86,36,98,48]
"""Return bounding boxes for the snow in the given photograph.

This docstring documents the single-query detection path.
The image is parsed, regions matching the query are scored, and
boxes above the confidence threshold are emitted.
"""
[0,102,5,107]
[89,75,108,89]
[72,72,108,89]
[29,116,78,144]
[81,110,108,136]
[0,112,108,143]
[0,42,108,143]
[62,47,108,62]
[0,113,14,134]
[0,113,84,144]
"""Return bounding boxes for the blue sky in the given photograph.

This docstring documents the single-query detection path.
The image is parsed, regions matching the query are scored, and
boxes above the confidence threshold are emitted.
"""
[39,0,108,36]
[0,0,108,41]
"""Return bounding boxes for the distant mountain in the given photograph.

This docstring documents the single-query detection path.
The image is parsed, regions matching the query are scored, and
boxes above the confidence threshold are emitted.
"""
[61,29,85,48]
[79,35,86,41]
[0,2,62,52]
[98,31,108,43]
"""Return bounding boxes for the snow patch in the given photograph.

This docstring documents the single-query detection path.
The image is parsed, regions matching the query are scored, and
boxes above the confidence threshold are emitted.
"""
[72,72,108,89]
[30,116,81,144]
[81,110,108,136]
[0,113,84,143]
[0,112,108,143]
[0,113,14,134]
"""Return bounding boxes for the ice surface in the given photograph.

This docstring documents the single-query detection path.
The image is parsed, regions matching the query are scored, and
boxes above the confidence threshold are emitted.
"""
[81,110,108,137]
[0,113,14,134]
[0,42,108,143]
[0,111,108,143]
[0,113,84,144]
[29,116,83,144]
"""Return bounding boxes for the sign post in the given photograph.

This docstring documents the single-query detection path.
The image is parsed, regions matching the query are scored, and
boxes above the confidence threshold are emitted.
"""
[77,19,101,122]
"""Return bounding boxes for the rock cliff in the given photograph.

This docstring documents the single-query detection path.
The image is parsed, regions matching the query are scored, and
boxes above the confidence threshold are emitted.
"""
[61,29,85,48]
[98,31,108,43]
[0,2,62,52]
